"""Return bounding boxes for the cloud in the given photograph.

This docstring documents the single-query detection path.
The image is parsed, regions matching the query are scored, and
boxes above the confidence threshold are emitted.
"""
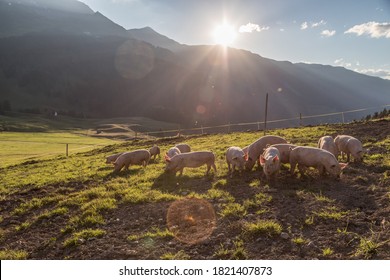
[345,22,390,38]
[239,23,269,33]
[301,20,326,30]
[335,59,390,79]
[334,58,351,68]
[321,29,336,37]
[357,68,390,79]
[311,20,326,28]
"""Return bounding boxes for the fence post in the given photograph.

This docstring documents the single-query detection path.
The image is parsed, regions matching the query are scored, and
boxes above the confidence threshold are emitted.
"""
[341,112,345,124]
[228,123,231,134]
[66,144,69,157]
[299,113,302,127]
[201,125,204,135]
[264,93,268,136]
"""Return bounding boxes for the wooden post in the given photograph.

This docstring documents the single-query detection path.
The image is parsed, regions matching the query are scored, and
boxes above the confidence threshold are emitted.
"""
[299,113,302,127]
[66,144,69,157]
[264,93,268,136]
[341,112,345,124]
[201,125,204,135]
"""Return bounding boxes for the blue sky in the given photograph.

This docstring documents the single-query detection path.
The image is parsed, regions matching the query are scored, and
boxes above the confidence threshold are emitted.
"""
[79,0,390,79]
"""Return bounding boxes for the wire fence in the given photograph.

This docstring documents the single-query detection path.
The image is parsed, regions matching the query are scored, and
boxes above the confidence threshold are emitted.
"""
[1,104,389,162]
[143,104,390,138]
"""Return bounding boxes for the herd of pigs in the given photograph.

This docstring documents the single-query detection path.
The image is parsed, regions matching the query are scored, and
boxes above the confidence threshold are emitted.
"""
[105,134,365,182]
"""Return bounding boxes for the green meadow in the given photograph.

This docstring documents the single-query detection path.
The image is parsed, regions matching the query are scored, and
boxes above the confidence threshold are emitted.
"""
[0,116,389,260]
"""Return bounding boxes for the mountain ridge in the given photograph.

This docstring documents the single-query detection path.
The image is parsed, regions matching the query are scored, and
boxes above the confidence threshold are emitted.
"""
[0,0,388,126]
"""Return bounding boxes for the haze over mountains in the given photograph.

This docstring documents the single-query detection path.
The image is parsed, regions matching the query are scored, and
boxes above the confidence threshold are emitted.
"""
[0,0,389,126]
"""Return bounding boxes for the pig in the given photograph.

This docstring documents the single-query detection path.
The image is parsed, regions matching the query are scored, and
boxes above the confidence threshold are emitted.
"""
[242,145,249,155]
[260,146,281,182]
[289,146,348,178]
[175,143,191,153]
[149,145,160,160]
[334,135,365,162]
[317,136,338,157]
[165,151,217,176]
[225,146,246,177]
[113,149,151,173]
[166,147,181,158]
[105,152,124,164]
[270,143,297,164]
[245,135,287,171]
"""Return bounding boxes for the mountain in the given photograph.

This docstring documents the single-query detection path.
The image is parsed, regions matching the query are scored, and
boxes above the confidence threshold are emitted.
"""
[0,0,389,127]
[127,27,184,52]
[0,0,127,37]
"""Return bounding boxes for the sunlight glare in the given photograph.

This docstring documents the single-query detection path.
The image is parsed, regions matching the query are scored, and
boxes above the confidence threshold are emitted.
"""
[213,23,237,46]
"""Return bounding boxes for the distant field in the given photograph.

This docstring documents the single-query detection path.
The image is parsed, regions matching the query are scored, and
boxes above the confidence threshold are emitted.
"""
[0,112,178,133]
[0,132,120,167]
[0,113,179,166]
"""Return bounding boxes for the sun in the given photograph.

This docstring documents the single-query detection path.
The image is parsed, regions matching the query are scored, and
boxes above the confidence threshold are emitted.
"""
[213,23,237,46]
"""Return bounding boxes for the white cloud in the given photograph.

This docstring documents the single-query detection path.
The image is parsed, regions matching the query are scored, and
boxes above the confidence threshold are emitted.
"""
[301,20,327,30]
[321,29,336,37]
[345,22,390,38]
[334,58,351,68]
[239,23,269,33]
[357,68,390,79]
[312,20,327,28]
[334,59,390,79]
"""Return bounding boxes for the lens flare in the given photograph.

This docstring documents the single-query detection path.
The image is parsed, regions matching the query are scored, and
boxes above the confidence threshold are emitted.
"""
[167,198,216,244]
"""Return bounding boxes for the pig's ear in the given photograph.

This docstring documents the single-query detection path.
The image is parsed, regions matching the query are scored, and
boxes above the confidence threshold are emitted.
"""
[339,163,348,170]
[244,153,248,161]
[260,155,266,166]
[164,154,171,162]
[273,155,279,163]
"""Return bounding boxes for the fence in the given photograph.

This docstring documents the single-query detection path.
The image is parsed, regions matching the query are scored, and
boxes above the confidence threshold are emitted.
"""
[142,104,390,138]
[1,104,388,163]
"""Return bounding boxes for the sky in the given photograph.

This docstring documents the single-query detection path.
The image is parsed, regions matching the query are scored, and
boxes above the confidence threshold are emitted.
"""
[79,0,390,79]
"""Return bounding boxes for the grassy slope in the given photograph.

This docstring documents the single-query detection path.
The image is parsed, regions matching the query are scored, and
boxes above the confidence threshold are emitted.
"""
[0,113,179,167]
[0,118,389,260]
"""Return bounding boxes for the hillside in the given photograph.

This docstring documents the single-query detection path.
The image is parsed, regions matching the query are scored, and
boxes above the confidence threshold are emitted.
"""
[0,119,389,259]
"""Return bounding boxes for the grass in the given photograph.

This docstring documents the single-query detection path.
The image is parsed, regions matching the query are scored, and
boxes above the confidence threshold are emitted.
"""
[313,206,349,221]
[219,203,247,218]
[0,116,389,259]
[213,239,248,260]
[292,237,307,245]
[0,249,28,260]
[160,250,191,260]
[322,247,334,257]
[243,220,282,237]
[355,237,380,259]
[63,229,106,247]
[128,227,174,241]
[0,131,119,167]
